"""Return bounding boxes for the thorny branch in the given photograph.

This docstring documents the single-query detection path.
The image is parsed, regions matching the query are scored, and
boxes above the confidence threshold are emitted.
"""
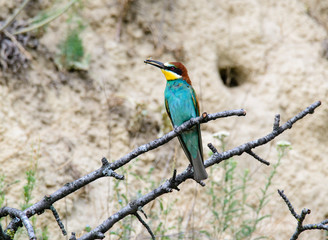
[278,189,328,240]
[0,101,322,240]
[1,108,245,238]
[0,207,36,240]
[78,101,321,240]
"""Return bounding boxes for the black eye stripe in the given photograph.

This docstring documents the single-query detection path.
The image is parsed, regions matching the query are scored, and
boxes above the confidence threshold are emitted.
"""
[166,66,182,75]
[175,68,182,75]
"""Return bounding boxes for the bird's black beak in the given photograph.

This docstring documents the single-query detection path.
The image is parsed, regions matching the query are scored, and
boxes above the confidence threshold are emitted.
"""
[144,59,165,69]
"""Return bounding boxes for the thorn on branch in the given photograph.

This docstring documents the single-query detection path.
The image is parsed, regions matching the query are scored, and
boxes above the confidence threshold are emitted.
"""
[299,208,311,222]
[138,207,148,219]
[44,195,52,202]
[69,232,76,240]
[168,169,180,191]
[201,112,208,120]
[134,212,155,240]
[246,150,270,166]
[207,143,218,154]
[101,157,109,167]
[102,168,124,180]
[50,205,67,236]
[273,114,280,131]
[94,232,105,239]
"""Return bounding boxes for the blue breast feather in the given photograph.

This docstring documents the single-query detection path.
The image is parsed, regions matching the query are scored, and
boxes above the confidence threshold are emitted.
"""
[164,79,197,127]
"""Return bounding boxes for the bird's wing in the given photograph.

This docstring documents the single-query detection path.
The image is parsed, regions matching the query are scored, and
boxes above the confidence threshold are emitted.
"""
[165,97,193,162]
[191,87,200,116]
[190,87,204,160]
[165,98,173,123]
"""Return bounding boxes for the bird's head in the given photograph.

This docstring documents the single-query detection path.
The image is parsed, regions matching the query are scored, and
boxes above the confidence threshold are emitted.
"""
[144,59,192,85]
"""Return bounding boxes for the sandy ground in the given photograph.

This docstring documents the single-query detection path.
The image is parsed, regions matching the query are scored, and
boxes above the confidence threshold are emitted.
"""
[1,0,328,239]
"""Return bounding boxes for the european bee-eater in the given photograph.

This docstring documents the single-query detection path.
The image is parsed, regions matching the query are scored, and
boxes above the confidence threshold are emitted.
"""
[144,59,208,181]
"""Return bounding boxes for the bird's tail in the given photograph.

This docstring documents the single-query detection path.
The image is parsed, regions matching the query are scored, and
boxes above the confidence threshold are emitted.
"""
[191,151,208,181]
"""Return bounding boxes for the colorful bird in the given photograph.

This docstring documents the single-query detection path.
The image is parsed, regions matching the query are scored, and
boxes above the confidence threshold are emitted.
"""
[144,59,208,181]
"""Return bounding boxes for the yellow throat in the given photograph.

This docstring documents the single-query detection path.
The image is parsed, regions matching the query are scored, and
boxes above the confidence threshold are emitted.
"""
[161,69,181,80]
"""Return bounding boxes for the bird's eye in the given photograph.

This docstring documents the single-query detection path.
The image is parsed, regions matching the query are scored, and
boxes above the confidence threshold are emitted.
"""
[170,67,175,71]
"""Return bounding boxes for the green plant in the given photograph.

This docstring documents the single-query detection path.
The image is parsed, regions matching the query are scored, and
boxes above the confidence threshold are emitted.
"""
[1,0,80,35]
[109,162,136,239]
[55,3,89,72]
[207,132,291,239]
[39,226,49,240]
[0,0,80,73]
[15,143,40,240]
[0,174,5,208]
[107,158,189,239]
[21,145,39,210]
[245,141,291,238]
[84,225,92,233]
[56,21,89,71]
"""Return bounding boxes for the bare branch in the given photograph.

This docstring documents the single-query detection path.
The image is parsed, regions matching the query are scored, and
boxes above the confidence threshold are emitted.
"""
[50,205,67,236]
[3,108,245,236]
[277,189,299,219]
[273,114,280,131]
[278,189,328,240]
[109,109,246,170]
[1,101,321,239]
[206,101,321,168]
[77,101,321,240]
[69,232,76,240]
[207,142,218,154]
[134,212,155,240]
[246,150,270,165]
[0,207,36,240]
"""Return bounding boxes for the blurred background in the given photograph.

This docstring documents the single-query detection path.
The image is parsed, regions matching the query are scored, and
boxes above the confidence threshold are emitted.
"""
[0,0,327,239]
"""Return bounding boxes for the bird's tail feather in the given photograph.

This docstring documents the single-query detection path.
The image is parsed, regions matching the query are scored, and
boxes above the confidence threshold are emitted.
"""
[191,151,208,181]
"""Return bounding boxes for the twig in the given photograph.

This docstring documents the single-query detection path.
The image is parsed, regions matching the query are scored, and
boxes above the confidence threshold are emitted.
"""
[206,101,321,168]
[134,212,155,240]
[109,109,246,170]
[246,150,270,165]
[3,30,32,60]
[278,189,328,240]
[0,207,36,240]
[277,189,298,219]
[50,205,67,236]
[13,0,79,35]
[3,108,245,236]
[273,114,280,131]
[207,143,218,154]
[168,169,180,191]
[69,232,77,240]
[78,101,321,240]
[2,102,321,240]
[0,0,31,32]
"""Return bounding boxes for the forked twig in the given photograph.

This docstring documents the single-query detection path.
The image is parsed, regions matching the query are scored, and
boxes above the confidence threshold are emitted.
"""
[0,101,322,240]
[278,189,328,240]
[2,108,245,238]
[78,101,321,240]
